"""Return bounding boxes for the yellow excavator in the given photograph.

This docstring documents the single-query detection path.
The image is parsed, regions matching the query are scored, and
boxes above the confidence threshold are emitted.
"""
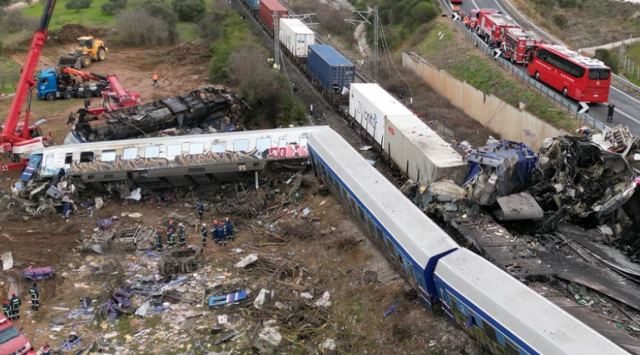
[58,36,108,69]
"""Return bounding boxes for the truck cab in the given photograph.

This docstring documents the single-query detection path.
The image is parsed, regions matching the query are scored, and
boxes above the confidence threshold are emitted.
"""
[36,67,61,101]
[0,316,32,355]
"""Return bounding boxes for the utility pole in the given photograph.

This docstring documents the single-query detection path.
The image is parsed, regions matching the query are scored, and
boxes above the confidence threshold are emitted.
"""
[273,12,281,71]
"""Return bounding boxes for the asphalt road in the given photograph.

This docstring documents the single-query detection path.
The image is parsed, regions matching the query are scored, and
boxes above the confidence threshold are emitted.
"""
[452,0,640,135]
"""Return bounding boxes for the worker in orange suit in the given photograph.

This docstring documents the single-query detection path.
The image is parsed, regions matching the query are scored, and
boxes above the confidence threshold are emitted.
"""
[152,73,159,88]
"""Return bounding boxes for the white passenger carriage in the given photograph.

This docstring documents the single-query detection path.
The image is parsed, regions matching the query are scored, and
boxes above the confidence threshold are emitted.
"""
[27,127,318,186]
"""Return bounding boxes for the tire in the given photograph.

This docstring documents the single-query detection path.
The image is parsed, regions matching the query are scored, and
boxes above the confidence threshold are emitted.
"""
[534,71,540,80]
[81,56,92,68]
[83,90,92,98]
[97,48,106,61]
[45,92,55,101]
[562,87,568,97]
[63,91,72,100]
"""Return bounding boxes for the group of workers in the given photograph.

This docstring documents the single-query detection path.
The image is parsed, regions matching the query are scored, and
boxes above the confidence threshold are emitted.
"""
[153,201,235,249]
[2,284,40,321]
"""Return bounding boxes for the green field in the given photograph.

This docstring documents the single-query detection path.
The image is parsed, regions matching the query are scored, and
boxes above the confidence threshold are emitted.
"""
[0,57,21,94]
[20,0,116,30]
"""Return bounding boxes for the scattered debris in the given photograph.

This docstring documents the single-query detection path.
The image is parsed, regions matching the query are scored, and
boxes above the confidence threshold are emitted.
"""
[23,266,55,281]
[234,253,258,268]
[208,290,248,307]
[315,291,332,308]
[1,252,13,271]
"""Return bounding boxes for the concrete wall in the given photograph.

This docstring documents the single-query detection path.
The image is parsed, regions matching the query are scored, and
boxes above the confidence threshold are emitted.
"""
[402,52,566,150]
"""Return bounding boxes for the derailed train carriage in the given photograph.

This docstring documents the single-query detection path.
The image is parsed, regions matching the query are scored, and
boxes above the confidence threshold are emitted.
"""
[26,127,315,187]
[308,127,628,355]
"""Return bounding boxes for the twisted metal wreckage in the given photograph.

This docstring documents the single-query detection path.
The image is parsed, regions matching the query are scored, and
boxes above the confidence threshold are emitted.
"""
[402,129,640,312]
[65,86,246,143]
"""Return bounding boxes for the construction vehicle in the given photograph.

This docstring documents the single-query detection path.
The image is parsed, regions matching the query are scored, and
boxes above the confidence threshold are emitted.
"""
[0,0,57,171]
[37,66,108,100]
[58,36,108,69]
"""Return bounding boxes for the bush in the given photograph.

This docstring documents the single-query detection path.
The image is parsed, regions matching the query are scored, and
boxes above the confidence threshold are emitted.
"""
[198,10,227,40]
[65,0,92,10]
[595,49,619,73]
[315,5,351,36]
[172,0,205,22]
[116,9,176,46]
[141,0,179,42]
[552,13,568,28]
[0,13,38,33]
[101,0,128,15]
[413,2,438,23]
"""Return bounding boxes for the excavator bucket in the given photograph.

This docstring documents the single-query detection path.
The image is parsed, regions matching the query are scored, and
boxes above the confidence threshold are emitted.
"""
[58,54,81,69]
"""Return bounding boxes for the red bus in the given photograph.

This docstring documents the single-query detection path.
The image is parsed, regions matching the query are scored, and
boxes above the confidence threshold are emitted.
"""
[527,44,611,103]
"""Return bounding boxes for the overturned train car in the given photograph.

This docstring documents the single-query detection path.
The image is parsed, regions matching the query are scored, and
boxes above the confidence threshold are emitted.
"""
[65,86,245,144]
[28,127,316,188]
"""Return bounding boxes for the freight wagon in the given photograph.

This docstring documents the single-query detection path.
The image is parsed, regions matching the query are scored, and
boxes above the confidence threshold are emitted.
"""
[279,18,315,59]
[258,0,288,31]
[307,44,355,98]
[384,114,466,185]
[349,83,466,185]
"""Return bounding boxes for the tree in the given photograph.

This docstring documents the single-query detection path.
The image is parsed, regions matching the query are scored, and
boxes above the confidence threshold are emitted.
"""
[101,0,127,15]
[141,0,179,43]
[172,0,205,22]
[116,9,175,46]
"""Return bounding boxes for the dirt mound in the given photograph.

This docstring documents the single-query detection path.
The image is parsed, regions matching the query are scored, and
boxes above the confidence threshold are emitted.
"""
[48,24,109,45]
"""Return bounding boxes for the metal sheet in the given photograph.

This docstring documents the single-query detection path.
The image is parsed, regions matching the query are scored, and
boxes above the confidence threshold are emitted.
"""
[496,192,544,221]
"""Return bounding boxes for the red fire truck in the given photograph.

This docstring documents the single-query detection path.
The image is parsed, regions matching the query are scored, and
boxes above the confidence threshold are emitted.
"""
[475,9,519,47]
[527,44,611,103]
[501,27,542,64]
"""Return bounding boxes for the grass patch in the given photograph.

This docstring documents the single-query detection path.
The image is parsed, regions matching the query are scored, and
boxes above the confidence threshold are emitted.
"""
[0,56,21,94]
[176,22,198,43]
[416,20,578,132]
[20,0,115,30]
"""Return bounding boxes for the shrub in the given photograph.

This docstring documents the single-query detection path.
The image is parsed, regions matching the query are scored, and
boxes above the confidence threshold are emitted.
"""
[65,0,92,10]
[141,0,179,42]
[413,2,438,24]
[198,10,227,40]
[552,13,568,29]
[0,13,38,33]
[172,0,205,22]
[116,9,175,46]
[594,49,619,73]
[101,0,128,15]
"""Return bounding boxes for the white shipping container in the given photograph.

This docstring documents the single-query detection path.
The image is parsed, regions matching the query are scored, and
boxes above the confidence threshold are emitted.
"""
[279,18,315,58]
[349,83,413,146]
[384,114,466,185]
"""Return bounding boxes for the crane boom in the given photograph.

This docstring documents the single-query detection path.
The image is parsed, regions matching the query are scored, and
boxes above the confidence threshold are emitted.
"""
[1,0,56,152]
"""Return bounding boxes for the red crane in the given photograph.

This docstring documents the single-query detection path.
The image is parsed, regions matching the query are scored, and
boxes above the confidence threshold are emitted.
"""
[60,67,140,114]
[0,0,57,171]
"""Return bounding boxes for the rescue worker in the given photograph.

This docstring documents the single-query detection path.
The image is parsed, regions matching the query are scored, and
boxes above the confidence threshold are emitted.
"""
[152,72,159,88]
[224,217,234,241]
[2,299,10,318]
[213,220,225,246]
[42,342,51,355]
[62,200,72,220]
[29,283,40,311]
[177,223,186,247]
[607,103,615,123]
[10,293,21,320]
[167,220,176,248]
[200,223,208,247]
[155,228,163,250]
[196,201,205,220]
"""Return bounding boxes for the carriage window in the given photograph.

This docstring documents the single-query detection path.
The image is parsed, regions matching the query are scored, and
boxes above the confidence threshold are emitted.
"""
[299,135,308,146]
[188,142,204,155]
[80,152,94,162]
[211,142,226,153]
[145,146,160,158]
[483,322,498,343]
[256,137,271,152]
[278,136,288,147]
[167,145,181,159]
[123,148,138,160]
[64,153,73,164]
[505,340,520,355]
[233,139,250,152]
[101,150,116,162]
[44,153,53,167]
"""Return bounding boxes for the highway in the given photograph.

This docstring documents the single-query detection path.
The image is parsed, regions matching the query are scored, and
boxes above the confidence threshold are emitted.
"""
[451,0,640,135]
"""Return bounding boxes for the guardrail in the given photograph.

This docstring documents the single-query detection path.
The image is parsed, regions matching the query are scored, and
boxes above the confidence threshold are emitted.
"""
[451,19,606,131]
